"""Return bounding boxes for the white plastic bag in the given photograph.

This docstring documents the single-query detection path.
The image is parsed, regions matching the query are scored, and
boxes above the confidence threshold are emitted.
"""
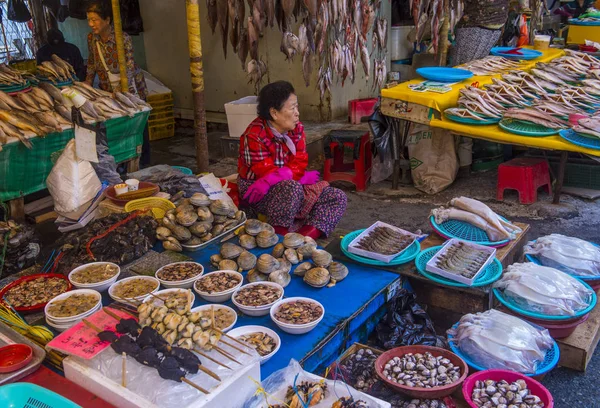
[244,359,390,408]
[46,139,102,214]
[199,173,237,209]
[524,234,600,277]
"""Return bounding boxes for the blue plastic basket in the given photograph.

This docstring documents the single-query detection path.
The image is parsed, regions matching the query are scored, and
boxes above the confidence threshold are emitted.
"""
[559,129,600,150]
[490,47,543,60]
[171,165,193,175]
[429,216,510,247]
[340,229,421,266]
[0,383,81,408]
[415,246,503,288]
[416,67,473,82]
[493,285,597,321]
[447,322,560,376]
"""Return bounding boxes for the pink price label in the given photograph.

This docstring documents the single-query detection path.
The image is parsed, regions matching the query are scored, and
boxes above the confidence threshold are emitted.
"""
[47,307,136,359]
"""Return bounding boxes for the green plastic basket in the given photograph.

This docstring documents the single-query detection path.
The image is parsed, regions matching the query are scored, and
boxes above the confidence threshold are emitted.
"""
[444,111,500,125]
[498,119,559,137]
[0,383,81,408]
[340,229,421,266]
[171,165,193,175]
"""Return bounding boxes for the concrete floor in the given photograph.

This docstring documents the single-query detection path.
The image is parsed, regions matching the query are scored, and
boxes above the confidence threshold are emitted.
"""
[150,128,600,407]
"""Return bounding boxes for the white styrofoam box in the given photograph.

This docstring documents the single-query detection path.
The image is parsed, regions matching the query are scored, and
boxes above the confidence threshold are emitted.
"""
[348,221,418,264]
[224,96,258,138]
[64,354,260,408]
[425,238,496,286]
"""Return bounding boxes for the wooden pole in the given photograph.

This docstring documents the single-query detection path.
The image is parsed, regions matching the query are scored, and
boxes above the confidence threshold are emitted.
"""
[110,0,129,92]
[0,18,10,62]
[438,0,450,66]
[185,0,209,173]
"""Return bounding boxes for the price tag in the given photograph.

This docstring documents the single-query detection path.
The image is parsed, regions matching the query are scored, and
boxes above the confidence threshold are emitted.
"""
[74,125,98,163]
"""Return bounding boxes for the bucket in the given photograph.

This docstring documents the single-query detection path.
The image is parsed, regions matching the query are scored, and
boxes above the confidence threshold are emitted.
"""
[499,306,590,339]
[534,35,551,50]
[391,26,414,60]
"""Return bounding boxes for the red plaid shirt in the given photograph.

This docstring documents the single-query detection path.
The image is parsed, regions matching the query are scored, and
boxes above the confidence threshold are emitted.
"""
[238,117,308,181]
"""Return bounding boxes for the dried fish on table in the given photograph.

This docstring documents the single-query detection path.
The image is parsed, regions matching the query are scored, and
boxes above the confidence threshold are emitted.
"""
[435,241,490,279]
[503,107,569,129]
[354,226,414,255]
[459,56,521,76]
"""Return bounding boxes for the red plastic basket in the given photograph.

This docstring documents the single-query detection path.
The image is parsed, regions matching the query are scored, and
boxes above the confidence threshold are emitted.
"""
[0,273,72,313]
[462,369,554,408]
[498,306,590,339]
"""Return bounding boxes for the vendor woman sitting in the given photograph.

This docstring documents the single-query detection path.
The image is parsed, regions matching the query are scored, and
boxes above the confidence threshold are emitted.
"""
[238,81,347,239]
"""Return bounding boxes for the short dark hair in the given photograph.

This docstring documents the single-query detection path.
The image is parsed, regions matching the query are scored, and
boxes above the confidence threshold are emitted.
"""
[87,0,113,22]
[47,28,65,45]
[257,81,295,121]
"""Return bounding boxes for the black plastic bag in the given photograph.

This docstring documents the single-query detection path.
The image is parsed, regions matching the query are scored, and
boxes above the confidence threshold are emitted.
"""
[376,289,446,349]
[7,0,31,22]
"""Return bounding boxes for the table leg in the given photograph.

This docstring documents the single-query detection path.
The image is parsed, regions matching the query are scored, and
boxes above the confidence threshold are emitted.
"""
[392,120,411,190]
[126,157,140,173]
[8,198,25,221]
[392,159,400,189]
[553,151,568,205]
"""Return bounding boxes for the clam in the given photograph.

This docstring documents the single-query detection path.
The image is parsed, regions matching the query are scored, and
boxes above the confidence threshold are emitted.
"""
[156,226,171,241]
[262,224,276,234]
[312,249,332,267]
[184,236,203,246]
[284,248,301,264]
[247,269,269,283]
[297,242,317,258]
[213,215,228,224]
[272,243,285,258]
[234,210,244,221]
[163,237,183,252]
[256,231,278,248]
[269,270,291,288]
[220,243,244,259]
[237,251,257,270]
[212,224,225,236]
[190,193,211,207]
[164,211,176,223]
[328,262,348,282]
[244,219,263,236]
[196,207,214,222]
[239,234,257,250]
[175,203,194,214]
[189,221,212,237]
[293,262,312,277]
[257,254,280,274]
[200,233,213,242]
[304,236,317,247]
[277,258,292,274]
[210,254,223,268]
[223,219,239,229]
[166,222,192,242]
[283,233,304,249]
[218,259,239,271]
[210,199,235,216]
[176,210,198,227]
[304,267,330,288]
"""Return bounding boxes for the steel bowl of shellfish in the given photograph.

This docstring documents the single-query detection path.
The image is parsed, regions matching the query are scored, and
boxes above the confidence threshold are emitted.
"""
[270,296,324,334]
[231,282,284,316]
[193,270,244,303]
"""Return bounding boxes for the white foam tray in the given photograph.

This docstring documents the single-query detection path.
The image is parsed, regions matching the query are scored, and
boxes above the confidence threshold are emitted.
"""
[425,238,496,286]
[347,221,418,263]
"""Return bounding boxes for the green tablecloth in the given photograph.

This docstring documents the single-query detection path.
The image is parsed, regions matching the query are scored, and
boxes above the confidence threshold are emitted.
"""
[0,111,149,202]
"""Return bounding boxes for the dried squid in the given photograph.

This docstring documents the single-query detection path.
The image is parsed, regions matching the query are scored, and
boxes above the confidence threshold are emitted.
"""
[524,234,600,277]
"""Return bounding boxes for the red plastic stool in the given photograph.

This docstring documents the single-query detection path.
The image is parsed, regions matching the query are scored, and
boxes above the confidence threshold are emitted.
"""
[323,130,372,191]
[348,98,378,124]
[497,158,552,204]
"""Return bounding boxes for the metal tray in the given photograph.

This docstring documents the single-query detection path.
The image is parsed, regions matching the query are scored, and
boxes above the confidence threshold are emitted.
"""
[0,321,46,385]
[181,213,247,252]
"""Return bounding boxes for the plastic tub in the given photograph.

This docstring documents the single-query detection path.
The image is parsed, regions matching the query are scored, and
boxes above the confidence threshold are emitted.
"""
[68,262,121,292]
[270,297,324,335]
[108,276,160,305]
[462,369,553,408]
[231,282,284,317]
[155,262,204,289]
[190,304,238,332]
[499,306,590,339]
[193,271,243,303]
[227,325,280,364]
[374,345,469,399]
[44,289,102,323]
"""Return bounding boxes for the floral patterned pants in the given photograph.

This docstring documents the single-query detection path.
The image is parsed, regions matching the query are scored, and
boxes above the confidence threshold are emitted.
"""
[238,179,347,237]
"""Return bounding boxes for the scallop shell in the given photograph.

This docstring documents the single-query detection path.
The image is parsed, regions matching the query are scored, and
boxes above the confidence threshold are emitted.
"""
[156,226,171,241]
[189,221,212,237]
[297,243,317,258]
[175,203,195,214]
[196,207,214,222]
[176,210,198,227]
[257,254,280,274]
[244,219,264,236]
[304,267,330,288]
[272,243,285,258]
[284,248,301,265]
[210,254,223,268]
[269,270,291,288]
[239,234,257,250]
[312,249,333,267]
[293,262,313,277]
[237,251,257,270]
[277,257,292,274]
[220,243,244,259]
[328,262,349,282]
[190,193,211,207]
[163,237,182,252]
[247,269,269,283]
[210,199,236,216]
[218,259,239,271]
[212,224,225,236]
[283,233,305,249]
[256,231,279,248]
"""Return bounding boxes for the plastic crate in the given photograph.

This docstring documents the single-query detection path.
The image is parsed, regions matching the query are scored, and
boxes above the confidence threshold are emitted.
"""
[9,59,37,73]
[147,91,173,105]
[549,161,600,190]
[149,104,174,121]
[149,119,175,141]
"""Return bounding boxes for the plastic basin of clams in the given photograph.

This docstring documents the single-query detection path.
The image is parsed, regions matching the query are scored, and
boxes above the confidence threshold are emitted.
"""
[374,345,469,399]
[270,297,324,334]
[193,270,243,303]
[155,261,205,289]
[232,282,284,316]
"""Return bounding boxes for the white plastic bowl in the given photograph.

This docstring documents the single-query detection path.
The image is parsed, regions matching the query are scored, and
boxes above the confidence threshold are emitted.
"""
[270,297,324,335]
[190,304,238,332]
[155,262,204,289]
[193,270,243,303]
[142,288,196,309]
[68,262,121,292]
[231,282,284,317]
[44,289,102,322]
[108,276,160,305]
[227,325,281,364]
[45,316,75,333]
[45,302,101,326]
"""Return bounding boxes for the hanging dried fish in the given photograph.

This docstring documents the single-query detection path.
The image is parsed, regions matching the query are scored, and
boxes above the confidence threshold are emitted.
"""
[248,17,259,60]
[228,0,240,53]
[303,0,318,19]
[266,0,275,27]
[331,0,338,23]
[280,31,300,61]
[217,0,229,58]
[206,0,218,34]
[238,27,249,70]
[247,59,268,93]
[361,2,375,40]
[317,66,332,100]
[359,38,370,81]
[317,1,329,55]
[281,0,296,29]
[302,50,312,87]
[353,0,362,33]
[298,23,308,56]
[252,0,266,36]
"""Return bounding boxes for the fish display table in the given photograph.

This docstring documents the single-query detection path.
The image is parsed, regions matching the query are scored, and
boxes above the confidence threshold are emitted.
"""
[0,111,149,219]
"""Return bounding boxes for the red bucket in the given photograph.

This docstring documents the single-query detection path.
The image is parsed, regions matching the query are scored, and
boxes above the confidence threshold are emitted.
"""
[498,306,590,339]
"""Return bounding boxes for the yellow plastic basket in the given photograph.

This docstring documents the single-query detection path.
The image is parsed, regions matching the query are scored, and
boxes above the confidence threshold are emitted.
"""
[124,197,175,219]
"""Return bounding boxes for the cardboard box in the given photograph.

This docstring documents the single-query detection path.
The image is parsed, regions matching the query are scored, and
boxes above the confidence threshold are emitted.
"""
[224,96,258,138]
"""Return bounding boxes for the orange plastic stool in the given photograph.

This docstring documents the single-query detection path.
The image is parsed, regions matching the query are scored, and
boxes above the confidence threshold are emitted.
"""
[323,130,372,192]
[497,158,552,204]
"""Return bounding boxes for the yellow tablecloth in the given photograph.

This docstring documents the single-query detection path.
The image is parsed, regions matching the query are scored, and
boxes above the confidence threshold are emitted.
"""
[430,116,600,157]
[381,48,565,113]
